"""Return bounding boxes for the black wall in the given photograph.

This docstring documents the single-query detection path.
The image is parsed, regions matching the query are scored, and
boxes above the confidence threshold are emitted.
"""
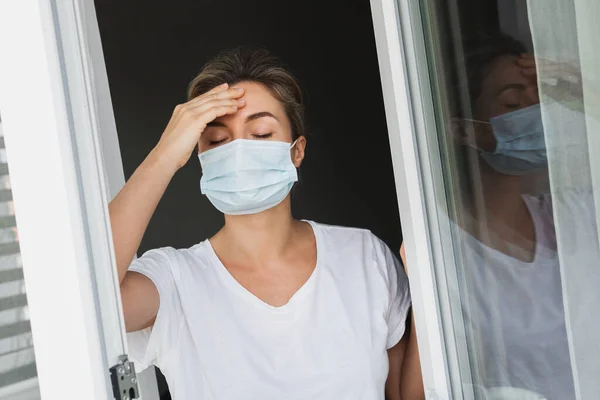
[94,0,402,397]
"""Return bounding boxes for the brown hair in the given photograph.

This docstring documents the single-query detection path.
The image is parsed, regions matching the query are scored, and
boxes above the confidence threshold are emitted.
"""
[187,47,306,140]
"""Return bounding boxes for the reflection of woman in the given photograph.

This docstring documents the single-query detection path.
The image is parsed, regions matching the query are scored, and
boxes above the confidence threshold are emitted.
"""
[451,36,576,400]
[109,48,424,400]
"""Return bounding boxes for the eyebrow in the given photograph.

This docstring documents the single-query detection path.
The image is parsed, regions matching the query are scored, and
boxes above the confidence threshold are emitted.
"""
[245,111,279,123]
[496,83,527,96]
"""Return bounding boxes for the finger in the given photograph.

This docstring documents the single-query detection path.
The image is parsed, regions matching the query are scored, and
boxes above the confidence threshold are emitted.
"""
[521,67,537,77]
[176,84,230,114]
[197,83,229,100]
[538,63,579,76]
[197,105,241,129]
[185,83,230,107]
[516,58,537,68]
[518,57,578,75]
[192,98,246,114]
[188,83,228,103]
[207,82,229,94]
[524,64,577,81]
[189,87,245,108]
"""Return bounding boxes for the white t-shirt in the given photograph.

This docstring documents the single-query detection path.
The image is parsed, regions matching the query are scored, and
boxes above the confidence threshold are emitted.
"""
[458,195,575,400]
[127,221,411,400]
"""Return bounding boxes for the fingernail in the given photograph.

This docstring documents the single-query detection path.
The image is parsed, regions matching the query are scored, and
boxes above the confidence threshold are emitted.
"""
[234,87,244,92]
[220,83,228,88]
[238,99,246,105]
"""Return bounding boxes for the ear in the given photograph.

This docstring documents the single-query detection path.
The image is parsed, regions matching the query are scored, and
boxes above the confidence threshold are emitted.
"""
[449,118,470,146]
[449,118,496,151]
[291,136,306,168]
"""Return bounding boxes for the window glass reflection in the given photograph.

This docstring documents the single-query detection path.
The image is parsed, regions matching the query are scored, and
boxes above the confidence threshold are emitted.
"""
[415,0,600,398]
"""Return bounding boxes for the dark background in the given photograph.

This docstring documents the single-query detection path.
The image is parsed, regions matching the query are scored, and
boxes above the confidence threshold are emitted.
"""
[94,0,403,397]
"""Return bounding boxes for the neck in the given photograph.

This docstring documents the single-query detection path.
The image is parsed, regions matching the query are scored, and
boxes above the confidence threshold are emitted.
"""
[472,160,527,224]
[219,197,297,261]
[463,159,537,260]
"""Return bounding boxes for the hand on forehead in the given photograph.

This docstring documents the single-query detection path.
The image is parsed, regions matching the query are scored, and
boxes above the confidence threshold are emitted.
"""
[214,81,288,127]
[199,81,294,152]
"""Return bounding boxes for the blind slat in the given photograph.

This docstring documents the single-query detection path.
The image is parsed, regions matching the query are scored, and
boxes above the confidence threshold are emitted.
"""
[0,363,37,388]
[0,268,23,283]
[0,215,16,229]
[0,242,20,255]
[0,189,11,202]
[0,321,31,340]
[0,294,27,312]
[0,344,34,358]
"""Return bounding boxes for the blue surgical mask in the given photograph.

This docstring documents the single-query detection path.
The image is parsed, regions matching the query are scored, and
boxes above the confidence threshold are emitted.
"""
[480,104,547,175]
[198,139,298,215]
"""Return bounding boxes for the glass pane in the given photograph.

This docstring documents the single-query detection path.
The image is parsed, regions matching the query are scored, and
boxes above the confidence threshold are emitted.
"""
[0,119,40,400]
[411,0,600,398]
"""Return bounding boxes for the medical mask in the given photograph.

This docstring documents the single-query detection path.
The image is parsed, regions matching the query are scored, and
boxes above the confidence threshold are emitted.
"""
[479,104,547,175]
[198,139,298,215]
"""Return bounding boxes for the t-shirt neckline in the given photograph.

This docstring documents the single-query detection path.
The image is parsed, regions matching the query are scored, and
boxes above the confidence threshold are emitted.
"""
[205,220,321,312]
[459,195,557,268]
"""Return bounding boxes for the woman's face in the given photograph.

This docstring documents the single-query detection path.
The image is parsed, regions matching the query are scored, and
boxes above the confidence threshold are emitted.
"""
[469,54,540,152]
[197,81,305,168]
[476,54,539,121]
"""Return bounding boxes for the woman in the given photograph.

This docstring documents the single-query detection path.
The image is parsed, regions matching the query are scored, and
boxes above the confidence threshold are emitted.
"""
[110,47,424,400]
[449,35,577,399]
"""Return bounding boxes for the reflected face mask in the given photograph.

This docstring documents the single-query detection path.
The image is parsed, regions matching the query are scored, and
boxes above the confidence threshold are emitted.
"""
[480,104,548,175]
[198,139,298,215]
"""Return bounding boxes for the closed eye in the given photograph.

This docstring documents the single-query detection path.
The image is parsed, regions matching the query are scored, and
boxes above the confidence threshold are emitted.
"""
[252,133,273,139]
[209,138,227,145]
[504,103,520,109]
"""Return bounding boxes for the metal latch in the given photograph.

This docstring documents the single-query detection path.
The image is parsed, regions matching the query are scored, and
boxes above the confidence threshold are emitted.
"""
[109,354,139,400]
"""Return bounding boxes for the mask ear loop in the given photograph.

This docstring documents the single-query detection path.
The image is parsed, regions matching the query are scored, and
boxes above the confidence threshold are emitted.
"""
[289,139,300,169]
[461,117,491,125]
[456,118,494,151]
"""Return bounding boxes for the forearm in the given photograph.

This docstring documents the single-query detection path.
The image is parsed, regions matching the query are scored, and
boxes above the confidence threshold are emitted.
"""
[400,311,424,400]
[109,148,177,283]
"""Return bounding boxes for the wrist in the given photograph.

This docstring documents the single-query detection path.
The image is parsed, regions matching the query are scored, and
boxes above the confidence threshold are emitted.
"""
[146,145,180,176]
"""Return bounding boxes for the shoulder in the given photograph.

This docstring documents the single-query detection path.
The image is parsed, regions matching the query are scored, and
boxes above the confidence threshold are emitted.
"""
[308,220,398,275]
[129,241,214,281]
[137,241,212,261]
[309,220,383,250]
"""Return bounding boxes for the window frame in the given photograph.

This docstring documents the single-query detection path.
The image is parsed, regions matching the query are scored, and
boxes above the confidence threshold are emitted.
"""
[369,0,478,398]
[0,0,159,398]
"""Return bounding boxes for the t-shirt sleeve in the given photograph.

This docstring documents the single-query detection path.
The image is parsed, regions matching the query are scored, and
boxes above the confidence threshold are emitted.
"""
[126,247,181,372]
[374,238,412,349]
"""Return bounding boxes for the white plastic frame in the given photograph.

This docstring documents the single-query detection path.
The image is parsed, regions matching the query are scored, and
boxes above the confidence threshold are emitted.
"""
[369,0,452,397]
[369,0,480,398]
[0,0,158,399]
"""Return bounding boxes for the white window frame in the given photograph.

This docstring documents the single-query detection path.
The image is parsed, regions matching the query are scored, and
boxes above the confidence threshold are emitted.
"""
[0,0,158,399]
[370,0,477,398]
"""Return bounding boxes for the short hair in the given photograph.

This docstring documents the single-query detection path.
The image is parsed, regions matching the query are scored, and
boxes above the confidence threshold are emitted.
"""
[187,46,306,141]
